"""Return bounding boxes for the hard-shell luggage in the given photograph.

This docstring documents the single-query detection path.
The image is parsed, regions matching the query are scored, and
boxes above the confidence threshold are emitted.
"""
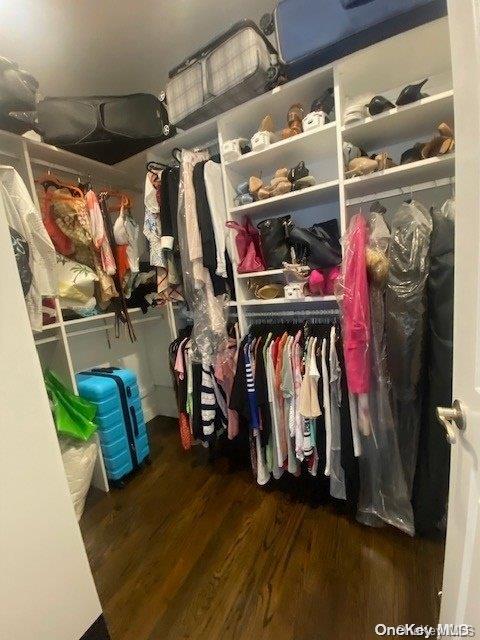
[164,19,281,131]
[37,93,173,164]
[76,367,150,485]
[270,0,447,79]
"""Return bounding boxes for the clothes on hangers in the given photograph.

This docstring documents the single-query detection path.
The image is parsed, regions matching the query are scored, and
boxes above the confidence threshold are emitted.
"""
[169,324,239,448]
[143,168,183,303]
[227,318,359,511]
[1,166,57,330]
[413,198,455,534]
[386,200,432,496]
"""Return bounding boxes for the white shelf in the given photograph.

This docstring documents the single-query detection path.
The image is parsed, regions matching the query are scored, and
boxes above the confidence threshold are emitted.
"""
[342,90,454,148]
[344,154,455,199]
[224,122,336,174]
[241,295,337,307]
[229,179,339,217]
[63,307,143,327]
[34,321,61,333]
[237,268,284,279]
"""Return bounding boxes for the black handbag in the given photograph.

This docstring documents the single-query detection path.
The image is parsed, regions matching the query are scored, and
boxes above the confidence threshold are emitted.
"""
[257,215,293,269]
[290,218,342,269]
[37,93,174,164]
[0,57,38,134]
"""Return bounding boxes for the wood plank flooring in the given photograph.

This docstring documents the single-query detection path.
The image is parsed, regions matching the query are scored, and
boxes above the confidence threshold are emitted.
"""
[81,416,445,640]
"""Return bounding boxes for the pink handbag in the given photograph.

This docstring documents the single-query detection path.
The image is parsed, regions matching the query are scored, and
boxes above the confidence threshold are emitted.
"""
[226,217,266,273]
[324,266,341,295]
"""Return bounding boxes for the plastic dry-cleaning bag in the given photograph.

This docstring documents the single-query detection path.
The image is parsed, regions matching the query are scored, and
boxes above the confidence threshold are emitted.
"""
[356,206,415,535]
[176,149,228,364]
[385,200,432,496]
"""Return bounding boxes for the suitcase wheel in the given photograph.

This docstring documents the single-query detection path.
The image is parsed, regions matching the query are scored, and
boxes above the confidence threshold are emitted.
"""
[260,12,275,36]
[159,90,166,102]
[265,66,286,92]
[111,478,127,489]
[163,124,170,136]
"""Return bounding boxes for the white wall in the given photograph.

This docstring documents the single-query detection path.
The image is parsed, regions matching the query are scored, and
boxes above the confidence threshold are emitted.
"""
[0,198,102,638]
[0,0,275,97]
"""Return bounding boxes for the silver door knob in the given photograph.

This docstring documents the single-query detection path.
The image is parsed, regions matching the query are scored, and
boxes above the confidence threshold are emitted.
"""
[436,399,466,444]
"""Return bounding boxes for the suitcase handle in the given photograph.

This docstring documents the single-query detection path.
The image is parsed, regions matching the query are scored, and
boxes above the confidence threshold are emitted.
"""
[129,406,139,438]
[168,18,277,78]
[340,0,375,8]
[91,367,120,373]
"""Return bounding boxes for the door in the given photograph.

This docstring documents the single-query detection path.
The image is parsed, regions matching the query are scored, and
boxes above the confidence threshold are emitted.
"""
[440,0,480,631]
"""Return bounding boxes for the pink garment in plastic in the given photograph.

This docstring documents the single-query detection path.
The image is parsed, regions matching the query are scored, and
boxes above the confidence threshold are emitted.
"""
[341,214,371,394]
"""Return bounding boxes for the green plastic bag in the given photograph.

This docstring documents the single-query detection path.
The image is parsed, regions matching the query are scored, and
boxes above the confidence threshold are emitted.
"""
[44,370,97,441]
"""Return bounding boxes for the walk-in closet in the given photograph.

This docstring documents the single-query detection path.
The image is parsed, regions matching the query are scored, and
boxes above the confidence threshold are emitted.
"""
[3,2,480,640]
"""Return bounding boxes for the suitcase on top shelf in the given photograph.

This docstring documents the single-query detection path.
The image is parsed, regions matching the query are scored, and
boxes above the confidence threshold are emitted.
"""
[163,19,282,131]
[37,93,174,164]
[267,0,447,80]
[76,367,150,486]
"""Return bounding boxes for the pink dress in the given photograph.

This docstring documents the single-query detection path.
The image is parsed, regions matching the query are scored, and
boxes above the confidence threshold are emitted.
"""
[342,214,371,394]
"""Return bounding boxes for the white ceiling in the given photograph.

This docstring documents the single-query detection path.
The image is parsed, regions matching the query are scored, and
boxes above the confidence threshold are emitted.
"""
[0,0,275,97]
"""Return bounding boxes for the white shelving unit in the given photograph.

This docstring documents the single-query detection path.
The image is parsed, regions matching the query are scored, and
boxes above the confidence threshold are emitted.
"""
[1,17,454,499]
[0,130,178,497]
[126,16,453,337]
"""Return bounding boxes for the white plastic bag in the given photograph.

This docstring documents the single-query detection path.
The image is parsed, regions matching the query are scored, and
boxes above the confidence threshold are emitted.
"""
[60,437,98,520]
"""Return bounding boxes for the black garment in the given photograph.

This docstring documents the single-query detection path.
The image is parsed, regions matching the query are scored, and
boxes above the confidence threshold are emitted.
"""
[413,202,454,535]
[193,161,217,271]
[192,362,203,441]
[254,336,272,448]
[167,167,180,240]
[385,202,432,494]
[192,161,227,296]
[229,336,251,426]
[336,328,360,513]
[159,167,173,238]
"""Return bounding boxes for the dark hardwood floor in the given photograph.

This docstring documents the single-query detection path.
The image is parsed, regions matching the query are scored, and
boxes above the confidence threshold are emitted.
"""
[81,416,445,640]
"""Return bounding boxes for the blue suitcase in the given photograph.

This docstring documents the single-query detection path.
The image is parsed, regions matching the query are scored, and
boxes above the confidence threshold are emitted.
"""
[76,367,150,485]
[272,0,447,79]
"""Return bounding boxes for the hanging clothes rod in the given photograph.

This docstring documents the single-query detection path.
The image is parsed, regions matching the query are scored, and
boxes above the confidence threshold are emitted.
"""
[34,335,59,346]
[346,176,455,207]
[29,158,142,193]
[245,308,340,319]
[66,313,164,338]
[0,149,20,161]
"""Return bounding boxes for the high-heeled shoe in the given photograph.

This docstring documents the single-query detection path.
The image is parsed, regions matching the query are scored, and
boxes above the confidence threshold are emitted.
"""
[396,79,429,106]
[422,122,455,158]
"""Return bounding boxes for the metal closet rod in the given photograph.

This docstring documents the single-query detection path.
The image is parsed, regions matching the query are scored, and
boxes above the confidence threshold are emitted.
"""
[245,308,339,319]
[29,158,143,194]
[0,149,20,161]
[346,176,455,207]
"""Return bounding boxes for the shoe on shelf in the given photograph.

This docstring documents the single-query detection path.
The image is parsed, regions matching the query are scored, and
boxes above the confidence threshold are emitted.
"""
[281,103,304,139]
[396,79,429,106]
[422,122,455,158]
[366,95,395,116]
[234,180,254,206]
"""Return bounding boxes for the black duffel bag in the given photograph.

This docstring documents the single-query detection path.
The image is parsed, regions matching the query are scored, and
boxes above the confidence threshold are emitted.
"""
[290,218,342,269]
[0,57,38,134]
[37,93,174,164]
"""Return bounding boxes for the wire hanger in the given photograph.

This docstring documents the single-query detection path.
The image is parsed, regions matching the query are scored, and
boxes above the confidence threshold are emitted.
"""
[171,147,182,164]
[35,170,83,197]
[146,160,168,172]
